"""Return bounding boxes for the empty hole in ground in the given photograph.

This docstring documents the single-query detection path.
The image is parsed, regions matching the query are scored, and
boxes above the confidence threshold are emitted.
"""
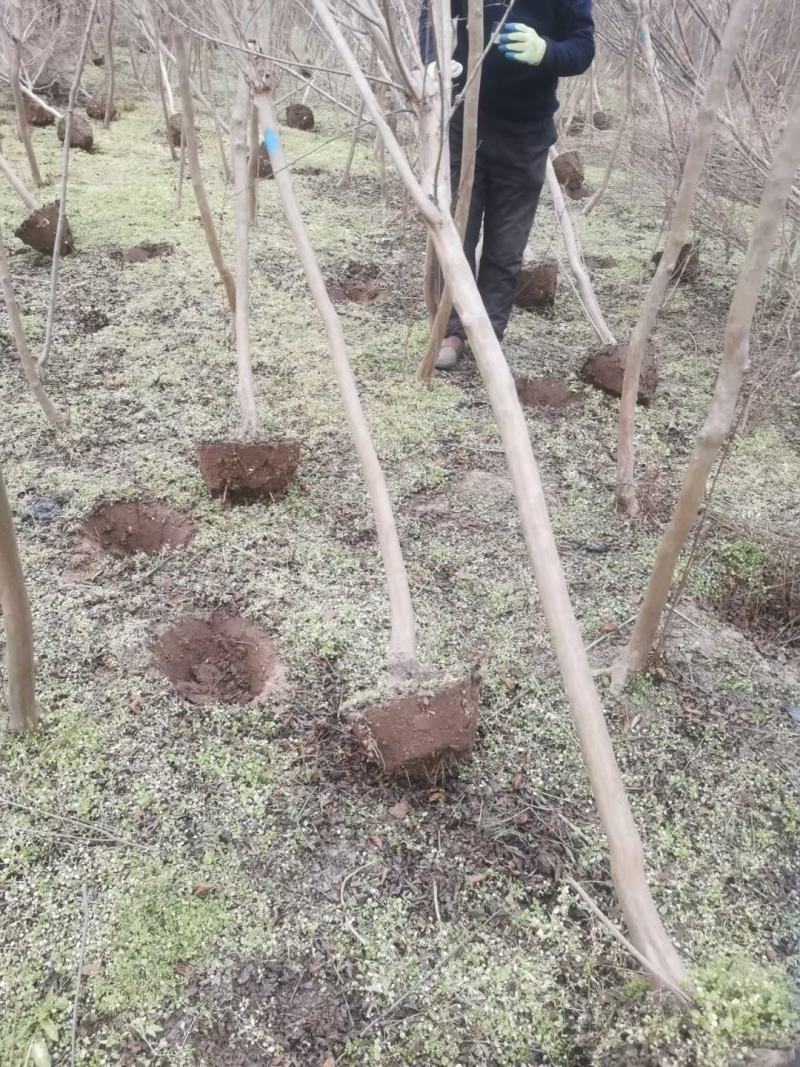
[80,501,197,556]
[153,612,284,705]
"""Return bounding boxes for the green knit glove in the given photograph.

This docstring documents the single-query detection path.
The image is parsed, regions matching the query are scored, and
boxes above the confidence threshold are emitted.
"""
[498,23,548,66]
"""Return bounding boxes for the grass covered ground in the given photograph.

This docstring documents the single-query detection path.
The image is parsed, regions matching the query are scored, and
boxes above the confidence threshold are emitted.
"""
[1,61,799,1066]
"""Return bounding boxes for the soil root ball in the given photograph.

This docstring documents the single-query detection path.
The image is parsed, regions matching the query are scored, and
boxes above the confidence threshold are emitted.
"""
[286,103,315,131]
[86,94,118,121]
[153,612,284,705]
[80,501,196,557]
[553,150,584,190]
[122,241,174,264]
[651,242,700,282]
[15,201,75,256]
[25,99,55,127]
[514,260,558,310]
[168,113,186,146]
[593,110,612,130]
[353,678,480,780]
[581,342,658,405]
[198,441,301,502]
[57,113,93,151]
[257,143,273,179]
[516,377,582,411]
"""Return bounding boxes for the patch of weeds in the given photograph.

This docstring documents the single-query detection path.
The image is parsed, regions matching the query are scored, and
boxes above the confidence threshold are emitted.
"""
[689,955,799,1056]
[92,865,230,1017]
[709,537,799,646]
[0,991,69,1067]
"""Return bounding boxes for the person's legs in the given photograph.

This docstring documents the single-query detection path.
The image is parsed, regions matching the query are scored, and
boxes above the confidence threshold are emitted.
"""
[476,120,554,340]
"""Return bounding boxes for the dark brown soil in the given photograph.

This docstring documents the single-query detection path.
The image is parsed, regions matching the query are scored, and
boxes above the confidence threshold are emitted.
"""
[581,342,658,405]
[15,202,75,257]
[328,276,382,303]
[86,95,117,121]
[168,113,184,147]
[553,151,585,191]
[153,612,283,705]
[514,260,558,310]
[593,110,612,129]
[516,377,582,411]
[57,113,93,151]
[585,253,618,270]
[24,98,55,126]
[652,242,700,282]
[286,103,314,131]
[122,241,174,264]
[80,501,196,557]
[256,143,273,179]
[353,678,480,780]
[198,441,301,502]
[91,54,105,67]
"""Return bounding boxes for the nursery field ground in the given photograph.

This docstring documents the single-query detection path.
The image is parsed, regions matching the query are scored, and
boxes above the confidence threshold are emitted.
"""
[1,65,799,1066]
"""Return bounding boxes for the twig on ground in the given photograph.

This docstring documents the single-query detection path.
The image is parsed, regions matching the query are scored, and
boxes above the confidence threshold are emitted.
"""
[2,797,149,851]
[564,875,691,1005]
[70,884,90,1067]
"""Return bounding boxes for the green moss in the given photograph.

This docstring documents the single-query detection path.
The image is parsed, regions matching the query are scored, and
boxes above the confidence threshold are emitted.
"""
[690,955,799,1052]
[93,866,230,1017]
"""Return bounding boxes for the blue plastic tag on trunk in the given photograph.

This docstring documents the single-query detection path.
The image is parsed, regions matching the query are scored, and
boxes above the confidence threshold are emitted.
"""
[263,129,279,153]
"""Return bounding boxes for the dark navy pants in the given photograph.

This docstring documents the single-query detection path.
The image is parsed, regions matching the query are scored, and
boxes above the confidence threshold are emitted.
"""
[447,109,556,341]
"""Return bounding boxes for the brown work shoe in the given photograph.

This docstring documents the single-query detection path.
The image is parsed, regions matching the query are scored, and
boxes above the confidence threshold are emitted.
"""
[435,335,464,371]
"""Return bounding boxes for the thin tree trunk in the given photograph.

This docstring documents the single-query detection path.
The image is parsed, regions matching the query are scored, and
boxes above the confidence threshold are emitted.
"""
[171,19,236,314]
[253,87,418,678]
[417,0,483,382]
[616,0,755,518]
[231,72,258,436]
[0,146,41,211]
[311,0,688,992]
[152,26,177,160]
[612,87,800,690]
[547,155,617,345]
[103,0,115,128]
[638,11,670,136]
[38,0,100,371]
[0,223,68,430]
[585,15,639,217]
[247,101,259,221]
[340,97,365,187]
[8,0,43,187]
[0,463,38,733]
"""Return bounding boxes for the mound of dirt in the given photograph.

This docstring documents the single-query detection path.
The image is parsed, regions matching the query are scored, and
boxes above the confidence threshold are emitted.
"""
[581,342,658,405]
[286,103,314,130]
[553,150,584,190]
[81,501,196,557]
[652,242,700,282]
[353,678,480,780]
[593,110,612,130]
[15,202,75,256]
[57,113,93,151]
[153,612,283,705]
[516,377,582,411]
[328,276,382,303]
[198,441,301,502]
[122,241,174,264]
[25,98,55,127]
[256,143,273,179]
[585,253,617,270]
[86,94,117,121]
[168,113,184,146]
[515,260,558,310]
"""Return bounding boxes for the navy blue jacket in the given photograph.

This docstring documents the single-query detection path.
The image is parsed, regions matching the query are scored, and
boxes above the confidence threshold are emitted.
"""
[419,1,595,127]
